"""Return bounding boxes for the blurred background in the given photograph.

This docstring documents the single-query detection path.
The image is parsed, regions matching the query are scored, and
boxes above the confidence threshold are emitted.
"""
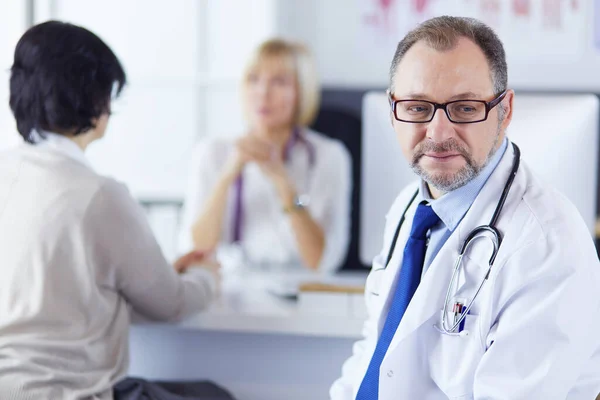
[0,0,598,266]
[3,2,600,399]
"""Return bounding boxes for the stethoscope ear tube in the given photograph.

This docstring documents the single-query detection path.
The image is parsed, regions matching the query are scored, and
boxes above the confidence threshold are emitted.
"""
[488,143,521,228]
[383,143,520,270]
[438,143,521,335]
[384,190,419,267]
[460,225,501,266]
[382,143,521,336]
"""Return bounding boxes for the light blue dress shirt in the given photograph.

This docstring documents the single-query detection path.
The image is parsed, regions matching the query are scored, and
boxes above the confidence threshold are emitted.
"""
[420,138,508,273]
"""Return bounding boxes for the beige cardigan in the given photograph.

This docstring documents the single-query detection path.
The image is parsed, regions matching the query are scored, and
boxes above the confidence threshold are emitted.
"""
[0,134,216,400]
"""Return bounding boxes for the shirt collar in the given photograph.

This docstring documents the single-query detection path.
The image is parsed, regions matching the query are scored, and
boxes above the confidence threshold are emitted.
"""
[34,131,93,169]
[420,137,508,231]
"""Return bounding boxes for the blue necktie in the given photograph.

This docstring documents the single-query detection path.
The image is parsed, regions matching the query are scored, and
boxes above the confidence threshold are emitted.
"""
[356,202,440,399]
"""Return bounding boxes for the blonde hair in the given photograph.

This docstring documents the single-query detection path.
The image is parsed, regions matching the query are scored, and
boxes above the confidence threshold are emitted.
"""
[242,38,321,127]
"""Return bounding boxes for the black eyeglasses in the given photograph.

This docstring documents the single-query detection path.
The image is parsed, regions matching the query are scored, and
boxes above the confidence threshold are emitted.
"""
[388,90,507,124]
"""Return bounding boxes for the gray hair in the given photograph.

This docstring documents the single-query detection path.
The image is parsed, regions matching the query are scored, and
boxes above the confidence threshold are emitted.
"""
[389,16,508,96]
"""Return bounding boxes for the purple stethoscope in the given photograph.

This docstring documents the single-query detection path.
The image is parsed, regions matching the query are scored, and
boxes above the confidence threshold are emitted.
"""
[231,128,316,243]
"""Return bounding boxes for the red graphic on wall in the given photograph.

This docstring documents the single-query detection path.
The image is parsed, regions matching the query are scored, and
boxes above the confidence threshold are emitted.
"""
[542,0,561,29]
[513,0,530,17]
[571,0,578,11]
[379,0,394,14]
[480,0,501,28]
[413,0,431,14]
[362,0,397,36]
[480,0,501,14]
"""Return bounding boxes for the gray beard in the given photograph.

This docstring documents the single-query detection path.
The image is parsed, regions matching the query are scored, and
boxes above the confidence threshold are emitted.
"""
[411,130,502,194]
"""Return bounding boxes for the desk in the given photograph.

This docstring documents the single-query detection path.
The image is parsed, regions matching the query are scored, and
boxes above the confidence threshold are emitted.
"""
[129,271,368,400]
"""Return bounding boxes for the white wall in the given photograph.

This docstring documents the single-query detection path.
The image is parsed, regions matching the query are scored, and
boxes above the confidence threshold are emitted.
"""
[0,0,26,151]
[204,0,276,141]
[46,0,204,199]
[276,0,600,91]
[4,1,600,194]
[14,0,277,199]
[275,0,390,88]
[0,0,279,258]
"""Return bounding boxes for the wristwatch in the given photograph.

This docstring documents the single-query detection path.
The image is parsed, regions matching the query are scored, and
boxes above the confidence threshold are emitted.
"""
[283,194,310,214]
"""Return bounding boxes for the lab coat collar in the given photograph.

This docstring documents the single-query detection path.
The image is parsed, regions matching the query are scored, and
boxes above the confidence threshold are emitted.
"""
[383,140,527,360]
[34,131,94,170]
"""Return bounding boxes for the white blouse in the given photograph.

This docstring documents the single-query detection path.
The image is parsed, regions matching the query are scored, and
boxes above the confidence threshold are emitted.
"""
[0,133,216,400]
[179,129,352,273]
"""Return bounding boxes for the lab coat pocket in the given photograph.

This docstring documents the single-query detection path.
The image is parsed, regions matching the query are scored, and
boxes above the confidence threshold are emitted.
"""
[430,312,484,399]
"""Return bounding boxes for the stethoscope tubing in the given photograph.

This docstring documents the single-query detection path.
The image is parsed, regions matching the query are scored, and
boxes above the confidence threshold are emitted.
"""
[382,143,521,335]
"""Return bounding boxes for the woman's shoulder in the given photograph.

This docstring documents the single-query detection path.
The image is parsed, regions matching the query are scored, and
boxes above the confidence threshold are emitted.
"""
[15,142,105,187]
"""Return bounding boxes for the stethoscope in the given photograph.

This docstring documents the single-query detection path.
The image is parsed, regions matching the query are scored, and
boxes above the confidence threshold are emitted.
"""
[231,128,316,242]
[381,143,521,337]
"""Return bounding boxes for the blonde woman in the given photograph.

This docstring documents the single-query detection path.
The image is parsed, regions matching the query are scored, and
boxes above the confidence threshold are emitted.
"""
[180,39,352,272]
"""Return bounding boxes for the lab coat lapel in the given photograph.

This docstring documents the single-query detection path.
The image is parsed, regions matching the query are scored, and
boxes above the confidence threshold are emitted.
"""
[372,186,419,331]
[383,142,517,358]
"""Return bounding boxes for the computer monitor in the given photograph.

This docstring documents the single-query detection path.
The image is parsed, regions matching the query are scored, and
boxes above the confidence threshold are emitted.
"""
[360,92,599,265]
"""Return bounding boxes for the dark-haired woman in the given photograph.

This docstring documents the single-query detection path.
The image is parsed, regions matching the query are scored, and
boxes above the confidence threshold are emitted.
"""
[0,21,232,400]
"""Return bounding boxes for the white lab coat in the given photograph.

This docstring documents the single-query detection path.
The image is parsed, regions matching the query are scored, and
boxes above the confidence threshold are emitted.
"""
[178,129,352,272]
[331,142,600,399]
